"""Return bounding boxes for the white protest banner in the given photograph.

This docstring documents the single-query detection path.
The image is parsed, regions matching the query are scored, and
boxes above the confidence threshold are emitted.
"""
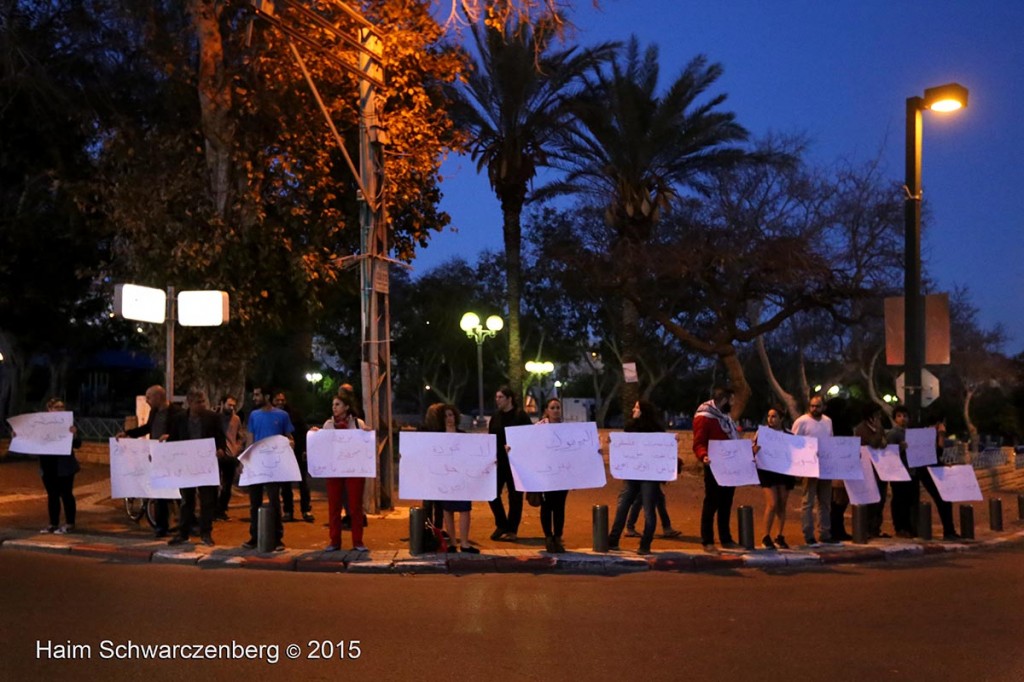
[927,465,983,502]
[398,432,497,501]
[817,436,864,480]
[866,445,911,482]
[307,428,377,478]
[844,451,882,505]
[708,439,759,487]
[108,438,180,499]
[609,431,678,482]
[754,427,819,478]
[7,411,74,455]
[238,435,301,485]
[505,422,606,492]
[905,428,938,468]
[149,438,220,489]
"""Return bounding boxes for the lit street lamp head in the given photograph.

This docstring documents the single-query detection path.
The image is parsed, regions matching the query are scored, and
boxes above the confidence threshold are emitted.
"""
[485,315,504,332]
[922,82,968,112]
[460,311,480,332]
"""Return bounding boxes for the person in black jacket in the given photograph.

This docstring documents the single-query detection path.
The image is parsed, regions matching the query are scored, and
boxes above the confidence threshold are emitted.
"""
[32,398,81,534]
[273,391,314,523]
[488,385,533,542]
[167,389,226,546]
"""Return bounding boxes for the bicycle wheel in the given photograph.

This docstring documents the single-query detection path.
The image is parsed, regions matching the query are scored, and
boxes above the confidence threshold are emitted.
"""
[145,498,180,529]
[124,498,146,523]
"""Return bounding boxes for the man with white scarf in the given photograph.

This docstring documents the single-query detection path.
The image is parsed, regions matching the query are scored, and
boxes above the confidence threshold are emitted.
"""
[692,387,740,551]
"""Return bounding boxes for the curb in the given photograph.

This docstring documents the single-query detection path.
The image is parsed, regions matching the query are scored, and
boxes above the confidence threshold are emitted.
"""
[2,528,1022,575]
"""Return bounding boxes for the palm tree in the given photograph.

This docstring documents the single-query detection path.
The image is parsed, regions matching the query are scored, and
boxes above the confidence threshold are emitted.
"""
[541,36,750,415]
[445,3,616,400]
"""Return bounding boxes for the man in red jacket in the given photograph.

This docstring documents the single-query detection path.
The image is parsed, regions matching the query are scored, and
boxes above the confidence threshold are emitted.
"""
[693,387,740,551]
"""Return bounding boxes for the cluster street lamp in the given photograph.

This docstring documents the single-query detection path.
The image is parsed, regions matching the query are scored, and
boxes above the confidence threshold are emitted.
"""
[904,82,968,425]
[525,361,555,414]
[460,312,503,426]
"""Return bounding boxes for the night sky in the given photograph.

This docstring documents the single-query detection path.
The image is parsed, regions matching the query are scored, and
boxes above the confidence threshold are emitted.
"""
[418,0,1024,353]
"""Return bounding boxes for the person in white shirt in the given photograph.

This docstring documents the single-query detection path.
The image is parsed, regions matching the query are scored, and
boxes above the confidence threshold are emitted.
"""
[792,396,836,545]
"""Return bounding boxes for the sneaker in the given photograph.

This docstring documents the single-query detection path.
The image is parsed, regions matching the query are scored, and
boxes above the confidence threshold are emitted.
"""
[460,545,480,554]
[637,545,652,555]
[353,545,368,552]
[40,526,58,534]
[302,511,315,523]
[200,534,215,547]
[167,536,189,546]
[489,528,505,541]
[624,528,641,538]
[775,535,790,550]
[324,544,340,552]
[241,539,257,550]
[762,535,777,550]
[273,543,286,552]
[660,528,682,539]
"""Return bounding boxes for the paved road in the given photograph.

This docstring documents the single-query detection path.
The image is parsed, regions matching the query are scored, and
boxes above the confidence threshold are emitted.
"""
[3,543,1023,681]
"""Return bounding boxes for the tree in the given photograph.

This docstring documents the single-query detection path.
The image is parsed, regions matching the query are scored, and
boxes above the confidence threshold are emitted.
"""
[444,0,615,400]
[540,36,749,416]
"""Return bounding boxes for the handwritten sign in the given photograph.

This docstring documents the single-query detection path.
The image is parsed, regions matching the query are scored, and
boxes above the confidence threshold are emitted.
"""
[754,427,819,478]
[866,445,911,482]
[708,439,759,487]
[905,428,938,468]
[608,432,677,482]
[149,438,220,489]
[108,438,181,499]
[7,411,74,455]
[927,465,983,502]
[505,422,606,491]
[238,435,301,485]
[307,428,376,478]
[844,451,882,505]
[398,432,497,501]
[817,436,864,480]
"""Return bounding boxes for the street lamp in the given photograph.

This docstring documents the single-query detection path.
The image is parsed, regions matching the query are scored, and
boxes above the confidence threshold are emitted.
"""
[904,82,968,425]
[525,361,555,412]
[460,312,503,426]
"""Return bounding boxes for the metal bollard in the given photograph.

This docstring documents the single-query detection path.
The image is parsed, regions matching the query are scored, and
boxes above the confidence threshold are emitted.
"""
[1018,494,1024,521]
[917,502,933,541]
[738,505,755,550]
[257,503,274,553]
[592,505,609,552]
[960,505,975,540]
[989,498,1003,532]
[852,505,869,544]
[409,506,425,555]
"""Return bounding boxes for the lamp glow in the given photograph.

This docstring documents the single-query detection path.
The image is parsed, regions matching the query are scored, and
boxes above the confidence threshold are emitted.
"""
[460,312,480,332]
[178,291,230,327]
[485,315,504,332]
[923,82,968,112]
[114,284,166,323]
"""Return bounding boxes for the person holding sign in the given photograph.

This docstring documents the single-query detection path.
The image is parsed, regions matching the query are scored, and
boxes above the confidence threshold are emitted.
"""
[535,398,570,554]
[792,396,836,546]
[430,403,479,554]
[886,407,915,538]
[487,385,532,542]
[920,417,959,540]
[753,407,793,550]
[312,393,371,552]
[854,404,889,538]
[31,398,81,534]
[167,389,226,547]
[608,400,668,555]
[693,389,741,551]
[242,386,294,552]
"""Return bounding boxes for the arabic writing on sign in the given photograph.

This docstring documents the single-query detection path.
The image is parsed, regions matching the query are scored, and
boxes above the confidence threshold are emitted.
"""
[238,435,301,485]
[817,436,863,480]
[149,438,220,488]
[505,422,606,492]
[905,428,938,468]
[844,451,882,505]
[708,439,760,487]
[608,431,678,482]
[108,438,181,499]
[927,465,983,502]
[398,432,497,501]
[307,429,376,478]
[865,445,911,482]
[754,427,819,478]
[7,411,74,455]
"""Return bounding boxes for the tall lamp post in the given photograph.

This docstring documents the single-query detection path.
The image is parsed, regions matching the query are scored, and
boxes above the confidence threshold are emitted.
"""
[904,82,968,425]
[460,312,503,426]
[525,360,555,411]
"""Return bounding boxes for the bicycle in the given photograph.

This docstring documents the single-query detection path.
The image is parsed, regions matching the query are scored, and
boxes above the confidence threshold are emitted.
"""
[124,498,180,529]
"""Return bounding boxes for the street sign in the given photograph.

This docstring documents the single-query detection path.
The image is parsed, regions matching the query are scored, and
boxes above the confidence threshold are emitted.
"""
[895,369,940,408]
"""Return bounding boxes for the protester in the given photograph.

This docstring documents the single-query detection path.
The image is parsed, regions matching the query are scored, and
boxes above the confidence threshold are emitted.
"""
[753,407,795,550]
[487,385,532,542]
[312,393,370,552]
[421,402,448,538]
[215,394,242,521]
[854,403,889,538]
[167,389,226,547]
[433,403,479,553]
[273,391,314,523]
[922,416,960,540]
[31,398,80,534]
[535,398,569,554]
[793,395,837,545]
[242,386,294,552]
[693,388,740,551]
[608,400,667,555]
[886,406,915,538]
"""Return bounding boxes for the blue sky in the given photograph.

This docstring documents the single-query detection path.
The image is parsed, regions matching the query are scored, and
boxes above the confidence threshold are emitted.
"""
[414,0,1024,353]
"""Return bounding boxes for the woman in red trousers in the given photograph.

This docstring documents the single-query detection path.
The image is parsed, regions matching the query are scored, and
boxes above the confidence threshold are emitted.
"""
[312,393,370,552]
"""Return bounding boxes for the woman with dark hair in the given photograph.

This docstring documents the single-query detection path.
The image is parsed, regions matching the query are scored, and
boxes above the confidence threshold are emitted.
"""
[536,398,569,553]
[434,403,480,553]
[753,407,795,549]
[607,400,666,555]
[311,392,371,552]
[421,403,448,538]
[32,397,80,534]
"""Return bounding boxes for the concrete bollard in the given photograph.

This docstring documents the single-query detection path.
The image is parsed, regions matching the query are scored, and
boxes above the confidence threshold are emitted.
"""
[852,505,869,544]
[738,505,755,550]
[960,505,975,540]
[917,502,933,541]
[257,504,274,553]
[592,505,609,552]
[1018,494,1024,521]
[989,498,1003,532]
[409,506,425,555]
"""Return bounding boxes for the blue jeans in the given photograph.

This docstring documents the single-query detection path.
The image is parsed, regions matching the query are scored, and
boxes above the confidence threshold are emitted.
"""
[609,480,659,548]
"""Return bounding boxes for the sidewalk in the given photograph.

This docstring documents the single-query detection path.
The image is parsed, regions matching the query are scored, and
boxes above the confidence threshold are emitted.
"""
[2,456,1022,575]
